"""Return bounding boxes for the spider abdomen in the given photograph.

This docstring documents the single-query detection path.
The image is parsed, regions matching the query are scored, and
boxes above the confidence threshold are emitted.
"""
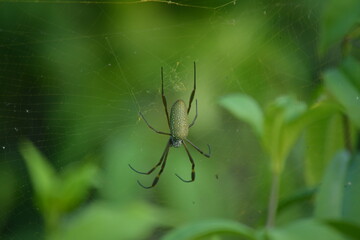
[170,99,189,140]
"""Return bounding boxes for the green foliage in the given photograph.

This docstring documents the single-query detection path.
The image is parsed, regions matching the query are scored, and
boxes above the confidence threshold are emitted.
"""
[263,96,307,173]
[326,220,360,240]
[267,219,344,240]
[312,152,360,239]
[50,201,170,240]
[343,154,360,225]
[324,58,360,128]
[3,0,360,239]
[315,151,350,219]
[218,94,263,136]
[162,219,256,240]
[304,115,344,186]
[19,140,98,230]
[319,0,360,55]
[220,94,337,174]
[340,57,360,90]
[19,140,56,210]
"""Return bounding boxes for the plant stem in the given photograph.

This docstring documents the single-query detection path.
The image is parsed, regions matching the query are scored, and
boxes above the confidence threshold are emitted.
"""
[266,171,280,228]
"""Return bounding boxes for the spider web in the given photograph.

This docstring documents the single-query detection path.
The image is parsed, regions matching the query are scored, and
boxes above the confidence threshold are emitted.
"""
[0,0,323,238]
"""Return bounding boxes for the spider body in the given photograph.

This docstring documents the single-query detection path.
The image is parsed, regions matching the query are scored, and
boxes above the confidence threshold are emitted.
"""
[170,99,189,147]
[129,62,211,189]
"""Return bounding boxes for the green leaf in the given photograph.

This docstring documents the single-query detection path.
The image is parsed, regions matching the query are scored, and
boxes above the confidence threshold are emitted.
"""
[264,96,307,131]
[19,139,57,210]
[324,68,360,128]
[304,114,344,186]
[219,94,263,136]
[315,151,351,219]
[343,154,360,225]
[263,96,307,173]
[282,102,339,182]
[19,139,98,231]
[50,201,170,240]
[340,57,360,90]
[57,163,98,212]
[162,219,256,240]
[290,102,341,131]
[220,94,340,178]
[319,0,360,55]
[278,187,317,213]
[267,219,345,240]
[326,220,360,240]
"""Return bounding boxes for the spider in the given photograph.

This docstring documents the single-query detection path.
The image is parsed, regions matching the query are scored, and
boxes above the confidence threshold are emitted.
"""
[129,62,211,189]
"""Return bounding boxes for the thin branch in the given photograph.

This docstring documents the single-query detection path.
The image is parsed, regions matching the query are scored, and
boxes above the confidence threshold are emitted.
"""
[266,172,280,228]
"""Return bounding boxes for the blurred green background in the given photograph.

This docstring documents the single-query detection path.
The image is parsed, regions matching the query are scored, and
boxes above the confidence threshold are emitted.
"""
[1,0,359,239]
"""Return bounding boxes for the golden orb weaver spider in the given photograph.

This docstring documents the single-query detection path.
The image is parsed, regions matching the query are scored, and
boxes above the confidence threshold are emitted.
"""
[129,62,211,189]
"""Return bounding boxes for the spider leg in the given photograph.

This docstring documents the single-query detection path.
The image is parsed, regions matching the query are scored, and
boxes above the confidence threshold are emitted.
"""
[175,141,195,183]
[185,138,211,158]
[139,112,171,136]
[187,61,196,114]
[161,67,171,128]
[137,141,171,189]
[129,139,171,175]
[189,99,198,128]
